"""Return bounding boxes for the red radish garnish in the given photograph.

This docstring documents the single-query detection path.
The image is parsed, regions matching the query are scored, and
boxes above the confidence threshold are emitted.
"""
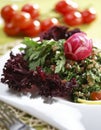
[64,32,93,61]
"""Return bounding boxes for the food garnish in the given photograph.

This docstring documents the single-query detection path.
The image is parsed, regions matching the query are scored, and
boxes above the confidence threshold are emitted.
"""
[64,32,93,60]
[1,25,101,104]
[77,98,101,104]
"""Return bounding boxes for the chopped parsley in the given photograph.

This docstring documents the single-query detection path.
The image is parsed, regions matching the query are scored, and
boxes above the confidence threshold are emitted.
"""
[22,38,101,102]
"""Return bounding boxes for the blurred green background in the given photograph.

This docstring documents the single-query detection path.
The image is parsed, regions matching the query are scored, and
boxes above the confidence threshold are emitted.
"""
[0,0,101,45]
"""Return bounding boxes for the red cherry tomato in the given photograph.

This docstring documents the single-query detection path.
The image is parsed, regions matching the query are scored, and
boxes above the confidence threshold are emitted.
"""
[4,22,20,36]
[11,12,32,29]
[41,18,59,32]
[81,8,96,24]
[90,91,101,100]
[64,11,83,26]
[1,4,18,22]
[55,0,78,14]
[23,20,41,37]
[21,3,40,19]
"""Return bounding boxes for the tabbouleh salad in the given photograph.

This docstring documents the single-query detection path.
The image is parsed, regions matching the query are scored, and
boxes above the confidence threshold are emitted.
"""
[1,26,101,103]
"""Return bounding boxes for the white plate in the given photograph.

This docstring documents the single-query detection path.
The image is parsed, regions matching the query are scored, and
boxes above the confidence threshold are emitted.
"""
[0,44,101,130]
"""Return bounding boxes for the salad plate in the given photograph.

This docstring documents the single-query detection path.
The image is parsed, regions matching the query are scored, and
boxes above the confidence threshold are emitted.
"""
[0,42,101,130]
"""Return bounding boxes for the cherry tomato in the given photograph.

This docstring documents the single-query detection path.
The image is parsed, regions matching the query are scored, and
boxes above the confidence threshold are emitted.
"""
[4,22,20,36]
[1,4,18,22]
[90,91,101,100]
[11,12,32,29]
[21,3,40,19]
[41,18,59,32]
[23,20,41,37]
[81,8,96,24]
[55,0,78,14]
[64,11,83,26]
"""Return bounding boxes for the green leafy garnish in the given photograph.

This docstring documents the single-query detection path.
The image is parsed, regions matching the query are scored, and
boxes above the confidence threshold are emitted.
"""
[22,37,66,73]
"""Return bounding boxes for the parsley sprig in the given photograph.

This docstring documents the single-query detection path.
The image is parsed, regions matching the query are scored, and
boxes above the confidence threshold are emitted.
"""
[22,37,66,74]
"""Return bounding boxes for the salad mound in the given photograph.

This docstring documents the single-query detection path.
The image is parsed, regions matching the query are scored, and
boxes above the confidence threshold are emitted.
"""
[1,26,101,103]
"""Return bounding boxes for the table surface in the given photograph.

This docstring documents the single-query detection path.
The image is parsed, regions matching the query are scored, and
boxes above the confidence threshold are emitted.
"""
[0,0,101,130]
